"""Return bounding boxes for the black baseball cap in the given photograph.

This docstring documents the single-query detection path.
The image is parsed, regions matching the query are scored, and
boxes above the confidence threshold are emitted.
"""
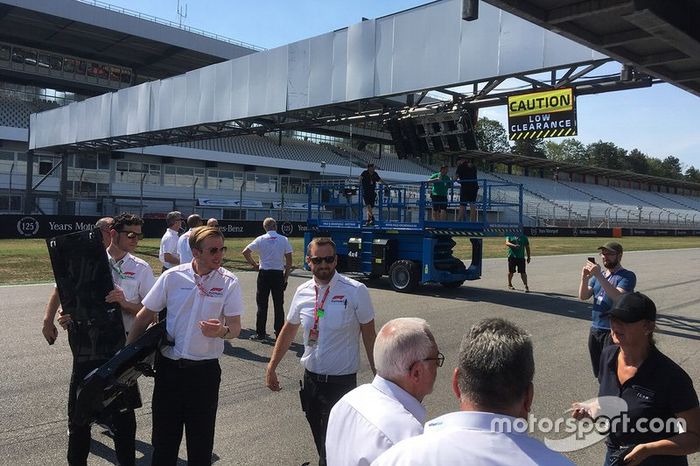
[609,292,657,323]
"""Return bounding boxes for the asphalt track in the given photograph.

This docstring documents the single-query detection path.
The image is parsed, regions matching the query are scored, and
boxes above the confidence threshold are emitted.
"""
[1,248,698,465]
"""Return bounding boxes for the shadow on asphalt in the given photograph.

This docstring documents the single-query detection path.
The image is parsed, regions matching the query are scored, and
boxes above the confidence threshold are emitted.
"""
[223,328,305,363]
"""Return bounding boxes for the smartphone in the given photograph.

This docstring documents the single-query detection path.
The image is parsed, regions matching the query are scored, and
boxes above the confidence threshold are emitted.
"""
[587,257,596,264]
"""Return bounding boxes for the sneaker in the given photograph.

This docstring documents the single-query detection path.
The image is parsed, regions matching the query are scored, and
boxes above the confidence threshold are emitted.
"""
[508,285,515,290]
[525,287,530,293]
[249,333,268,342]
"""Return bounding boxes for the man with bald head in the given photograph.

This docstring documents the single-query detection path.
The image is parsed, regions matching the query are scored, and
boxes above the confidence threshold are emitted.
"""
[325,317,441,466]
[207,218,218,228]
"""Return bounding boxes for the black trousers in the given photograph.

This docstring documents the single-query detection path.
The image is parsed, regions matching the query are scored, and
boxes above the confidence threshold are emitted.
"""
[255,269,285,336]
[588,327,612,378]
[151,356,221,466]
[301,370,357,466]
[67,359,137,466]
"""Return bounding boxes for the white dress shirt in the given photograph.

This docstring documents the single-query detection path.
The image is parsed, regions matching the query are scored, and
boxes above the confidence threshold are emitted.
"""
[371,411,575,466]
[287,272,374,375]
[108,252,156,333]
[245,230,292,270]
[177,229,194,265]
[326,375,425,466]
[142,263,244,360]
[159,228,180,269]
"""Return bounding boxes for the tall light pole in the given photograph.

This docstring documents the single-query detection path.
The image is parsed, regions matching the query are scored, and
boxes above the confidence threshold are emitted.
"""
[192,176,199,213]
[139,172,147,217]
[8,161,14,211]
[77,169,85,215]
[239,180,246,219]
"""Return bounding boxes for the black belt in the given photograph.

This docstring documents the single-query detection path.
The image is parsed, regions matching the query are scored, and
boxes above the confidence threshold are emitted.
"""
[259,269,283,273]
[160,356,217,369]
[304,369,356,385]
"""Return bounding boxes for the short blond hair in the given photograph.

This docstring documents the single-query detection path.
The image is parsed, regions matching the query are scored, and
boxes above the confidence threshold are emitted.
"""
[189,226,224,250]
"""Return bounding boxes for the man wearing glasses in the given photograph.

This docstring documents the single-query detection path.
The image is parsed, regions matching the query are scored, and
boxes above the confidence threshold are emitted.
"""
[127,226,243,465]
[579,241,636,378]
[266,237,377,466]
[373,318,574,466]
[325,318,440,466]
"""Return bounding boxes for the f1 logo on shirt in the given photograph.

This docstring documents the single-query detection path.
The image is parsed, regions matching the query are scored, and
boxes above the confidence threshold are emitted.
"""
[208,287,224,297]
[331,295,347,307]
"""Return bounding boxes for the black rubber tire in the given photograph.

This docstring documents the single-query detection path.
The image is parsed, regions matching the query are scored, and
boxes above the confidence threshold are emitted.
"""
[389,260,420,293]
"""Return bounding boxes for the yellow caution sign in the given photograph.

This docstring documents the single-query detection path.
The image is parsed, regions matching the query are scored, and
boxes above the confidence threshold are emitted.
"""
[507,88,577,140]
[508,88,574,117]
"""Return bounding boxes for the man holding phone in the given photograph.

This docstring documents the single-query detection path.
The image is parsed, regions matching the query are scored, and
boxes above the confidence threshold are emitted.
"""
[578,241,636,378]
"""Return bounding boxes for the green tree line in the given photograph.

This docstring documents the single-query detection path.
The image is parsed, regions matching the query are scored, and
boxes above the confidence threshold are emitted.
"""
[474,117,700,183]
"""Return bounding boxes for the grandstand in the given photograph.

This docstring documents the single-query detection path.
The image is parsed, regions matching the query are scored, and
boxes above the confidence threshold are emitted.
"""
[1,0,700,228]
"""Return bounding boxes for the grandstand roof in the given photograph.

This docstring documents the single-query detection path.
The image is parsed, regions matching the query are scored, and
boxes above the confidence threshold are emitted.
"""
[465,150,700,191]
[484,0,700,98]
[0,0,258,86]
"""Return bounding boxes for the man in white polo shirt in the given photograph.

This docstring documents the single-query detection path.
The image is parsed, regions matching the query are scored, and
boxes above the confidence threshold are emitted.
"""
[266,236,377,466]
[326,317,441,466]
[242,217,293,341]
[127,226,243,465]
[158,210,182,272]
[177,214,203,266]
[372,318,574,466]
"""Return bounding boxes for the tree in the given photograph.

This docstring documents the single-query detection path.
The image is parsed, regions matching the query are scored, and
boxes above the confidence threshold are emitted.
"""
[685,166,700,184]
[474,117,510,153]
[626,149,649,174]
[586,141,627,169]
[545,138,587,164]
[512,138,546,158]
[660,156,683,179]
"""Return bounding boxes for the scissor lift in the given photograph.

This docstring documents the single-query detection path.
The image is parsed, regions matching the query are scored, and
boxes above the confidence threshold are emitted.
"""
[305,179,524,292]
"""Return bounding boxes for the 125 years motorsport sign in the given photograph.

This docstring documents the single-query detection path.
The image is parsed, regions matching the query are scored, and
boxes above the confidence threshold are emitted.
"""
[507,88,577,140]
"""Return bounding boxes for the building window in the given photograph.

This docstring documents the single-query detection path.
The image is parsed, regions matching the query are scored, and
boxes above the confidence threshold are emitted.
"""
[116,161,160,184]
[164,165,204,187]
[0,194,21,211]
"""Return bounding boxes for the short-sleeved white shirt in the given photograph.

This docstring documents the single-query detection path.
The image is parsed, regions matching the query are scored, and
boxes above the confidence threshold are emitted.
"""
[245,230,292,270]
[142,263,244,360]
[177,229,194,265]
[371,411,575,466]
[287,272,374,375]
[326,375,425,466]
[159,228,179,268]
[108,252,156,333]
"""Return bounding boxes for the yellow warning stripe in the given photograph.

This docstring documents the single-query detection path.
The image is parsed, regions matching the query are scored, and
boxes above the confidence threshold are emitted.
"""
[510,129,577,140]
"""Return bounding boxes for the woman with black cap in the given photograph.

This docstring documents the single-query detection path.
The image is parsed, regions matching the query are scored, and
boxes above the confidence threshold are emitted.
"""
[573,292,700,465]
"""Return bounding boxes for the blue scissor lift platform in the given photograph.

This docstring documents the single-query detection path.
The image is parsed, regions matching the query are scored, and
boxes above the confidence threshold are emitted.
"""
[305,179,524,292]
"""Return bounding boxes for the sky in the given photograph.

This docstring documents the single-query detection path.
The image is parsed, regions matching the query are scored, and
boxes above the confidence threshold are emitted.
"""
[103,0,700,170]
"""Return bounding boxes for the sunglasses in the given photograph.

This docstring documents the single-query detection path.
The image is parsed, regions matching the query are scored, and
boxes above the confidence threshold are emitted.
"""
[117,231,144,240]
[196,246,228,255]
[308,255,335,265]
[408,351,445,371]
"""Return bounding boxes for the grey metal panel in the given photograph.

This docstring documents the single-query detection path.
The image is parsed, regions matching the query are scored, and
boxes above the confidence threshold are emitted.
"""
[390,0,462,93]
[346,19,376,101]
[68,101,86,144]
[212,60,234,122]
[287,40,311,111]
[374,13,395,97]
[307,34,334,108]
[331,30,348,103]
[185,67,216,126]
[84,93,111,141]
[459,2,501,82]
[247,46,288,116]
[127,82,152,135]
[111,86,129,136]
[230,55,250,120]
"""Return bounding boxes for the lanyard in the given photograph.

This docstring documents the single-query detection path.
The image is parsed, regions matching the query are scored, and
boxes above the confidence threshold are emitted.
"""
[195,273,213,297]
[312,285,331,332]
[110,258,127,280]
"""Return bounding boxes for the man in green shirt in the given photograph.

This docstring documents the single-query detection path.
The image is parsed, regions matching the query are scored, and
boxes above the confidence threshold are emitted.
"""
[505,234,531,292]
[428,165,451,221]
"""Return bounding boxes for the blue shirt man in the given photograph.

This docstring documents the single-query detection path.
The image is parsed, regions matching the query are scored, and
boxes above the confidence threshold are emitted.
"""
[578,241,636,378]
